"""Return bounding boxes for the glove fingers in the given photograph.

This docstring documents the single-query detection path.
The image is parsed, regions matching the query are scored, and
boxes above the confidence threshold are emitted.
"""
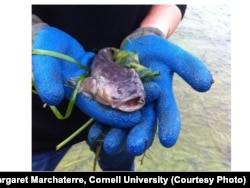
[143,82,161,104]
[32,55,64,105]
[103,128,128,155]
[98,147,135,171]
[157,74,181,147]
[165,41,213,92]
[87,122,134,171]
[32,27,65,105]
[32,27,77,105]
[123,36,213,92]
[87,121,107,149]
[126,103,157,156]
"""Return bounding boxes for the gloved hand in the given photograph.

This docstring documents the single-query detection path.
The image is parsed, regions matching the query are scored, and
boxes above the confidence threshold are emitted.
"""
[32,14,155,128]
[120,27,213,148]
[87,27,213,160]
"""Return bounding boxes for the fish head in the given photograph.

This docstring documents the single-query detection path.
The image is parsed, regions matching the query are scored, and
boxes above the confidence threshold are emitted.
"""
[66,47,146,112]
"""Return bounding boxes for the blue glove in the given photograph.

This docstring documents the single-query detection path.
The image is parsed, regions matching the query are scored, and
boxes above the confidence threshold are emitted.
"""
[120,27,213,148]
[32,15,144,128]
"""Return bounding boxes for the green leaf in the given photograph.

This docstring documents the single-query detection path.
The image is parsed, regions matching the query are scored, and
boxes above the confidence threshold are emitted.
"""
[111,48,160,81]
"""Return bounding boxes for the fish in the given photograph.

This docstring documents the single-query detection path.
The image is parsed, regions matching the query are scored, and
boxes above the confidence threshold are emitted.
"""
[66,47,145,112]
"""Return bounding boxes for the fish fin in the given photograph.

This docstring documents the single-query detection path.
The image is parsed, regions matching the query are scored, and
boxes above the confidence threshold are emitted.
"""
[78,77,95,98]
[65,77,79,89]
[66,77,96,99]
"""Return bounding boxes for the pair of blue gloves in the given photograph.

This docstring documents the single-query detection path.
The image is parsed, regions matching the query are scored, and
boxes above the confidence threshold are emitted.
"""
[32,15,213,171]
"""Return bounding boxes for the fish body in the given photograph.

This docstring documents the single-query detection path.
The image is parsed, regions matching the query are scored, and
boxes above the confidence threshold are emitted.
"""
[66,48,145,112]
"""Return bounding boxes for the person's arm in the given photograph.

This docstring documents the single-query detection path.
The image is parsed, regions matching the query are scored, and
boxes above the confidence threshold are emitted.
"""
[140,5,186,38]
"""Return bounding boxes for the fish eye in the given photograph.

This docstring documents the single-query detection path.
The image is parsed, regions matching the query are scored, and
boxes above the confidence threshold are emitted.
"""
[117,87,124,95]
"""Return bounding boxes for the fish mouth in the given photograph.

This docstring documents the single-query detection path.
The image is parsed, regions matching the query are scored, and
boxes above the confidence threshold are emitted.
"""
[112,95,145,112]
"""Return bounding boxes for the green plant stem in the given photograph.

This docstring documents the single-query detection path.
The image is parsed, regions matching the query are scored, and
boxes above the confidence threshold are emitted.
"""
[56,118,95,150]
[93,142,102,171]
[48,75,86,120]
[32,49,89,72]
[32,74,87,119]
